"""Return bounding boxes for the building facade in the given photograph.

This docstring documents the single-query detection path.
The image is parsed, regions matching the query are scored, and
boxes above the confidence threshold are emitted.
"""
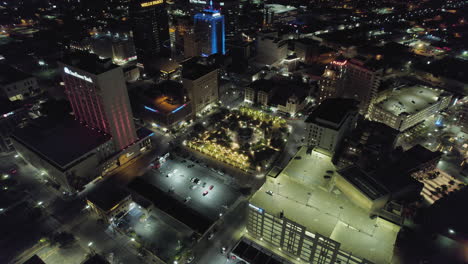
[129,0,170,71]
[305,98,359,154]
[246,204,373,264]
[0,102,28,153]
[193,7,226,56]
[369,86,452,131]
[318,59,347,103]
[182,62,219,115]
[58,54,138,151]
[342,59,382,116]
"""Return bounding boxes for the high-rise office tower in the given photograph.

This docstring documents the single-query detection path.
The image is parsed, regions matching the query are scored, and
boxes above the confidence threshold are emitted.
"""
[58,53,138,151]
[129,0,170,71]
[342,59,383,116]
[193,1,226,56]
[318,58,347,103]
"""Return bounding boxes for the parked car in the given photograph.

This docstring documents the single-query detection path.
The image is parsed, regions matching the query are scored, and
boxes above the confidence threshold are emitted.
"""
[203,190,209,196]
[209,185,214,190]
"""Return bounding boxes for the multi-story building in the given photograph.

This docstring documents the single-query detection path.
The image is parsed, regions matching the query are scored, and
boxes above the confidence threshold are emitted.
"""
[87,183,133,224]
[341,59,383,116]
[137,81,192,128]
[58,53,138,151]
[193,6,226,56]
[182,60,219,115]
[317,58,347,103]
[0,100,28,153]
[129,0,170,72]
[112,38,137,65]
[294,38,320,65]
[13,54,153,191]
[183,32,203,58]
[0,65,40,101]
[305,98,358,154]
[369,85,452,131]
[255,33,287,66]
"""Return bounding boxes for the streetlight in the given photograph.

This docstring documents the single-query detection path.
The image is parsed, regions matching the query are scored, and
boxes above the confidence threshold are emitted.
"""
[88,242,93,247]
[37,201,43,206]
[449,228,455,234]
[14,154,19,158]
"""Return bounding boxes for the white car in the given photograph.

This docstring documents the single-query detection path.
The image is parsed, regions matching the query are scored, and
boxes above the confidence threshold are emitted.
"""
[208,233,214,240]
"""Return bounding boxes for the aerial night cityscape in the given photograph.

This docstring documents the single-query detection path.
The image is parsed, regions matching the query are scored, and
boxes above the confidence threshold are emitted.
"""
[0,0,468,264]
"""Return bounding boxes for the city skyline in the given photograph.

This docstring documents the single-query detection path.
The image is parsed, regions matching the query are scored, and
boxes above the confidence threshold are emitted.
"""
[0,0,467,264]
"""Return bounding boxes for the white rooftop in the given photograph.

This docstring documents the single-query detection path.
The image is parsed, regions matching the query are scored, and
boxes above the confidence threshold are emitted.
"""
[250,147,398,264]
[265,4,297,14]
[376,85,443,116]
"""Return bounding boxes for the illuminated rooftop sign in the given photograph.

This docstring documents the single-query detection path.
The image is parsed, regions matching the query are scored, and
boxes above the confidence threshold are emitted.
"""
[331,60,347,66]
[64,67,93,83]
[140,0,163,7]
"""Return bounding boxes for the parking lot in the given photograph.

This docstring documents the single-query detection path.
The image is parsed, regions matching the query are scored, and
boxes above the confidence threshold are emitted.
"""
[142,155,242,222]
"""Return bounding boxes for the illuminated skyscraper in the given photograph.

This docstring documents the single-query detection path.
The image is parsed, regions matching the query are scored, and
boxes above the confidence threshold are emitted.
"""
[193,1,226,56]
[58,54,138,151]
[129,0,170,71]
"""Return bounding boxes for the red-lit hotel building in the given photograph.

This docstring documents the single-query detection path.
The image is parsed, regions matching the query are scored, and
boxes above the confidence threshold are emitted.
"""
[58,55,138,151]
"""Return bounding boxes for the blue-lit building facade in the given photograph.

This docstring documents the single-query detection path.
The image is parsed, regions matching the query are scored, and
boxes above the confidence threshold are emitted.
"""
[194,8,226,56]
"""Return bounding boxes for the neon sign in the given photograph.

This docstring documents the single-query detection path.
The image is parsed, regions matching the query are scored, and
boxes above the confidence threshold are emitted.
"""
[171,104,186,113]
[64,67,93,83]
[140,0,163,7]
[145,106,159,113]
[331,60,348,66]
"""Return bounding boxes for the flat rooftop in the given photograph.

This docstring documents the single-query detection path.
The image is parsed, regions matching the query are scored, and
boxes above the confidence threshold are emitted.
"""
[60,52,119,75]
[150,95,186,114]
[338,166,389,200]
[182,62,217,80]
[376,85,446,116]
[87,183,130,212]
[305,98,357,125]
[250,147,398,264]
[12,117,111,169]
[265,4,297,14]
[128,178,213,234]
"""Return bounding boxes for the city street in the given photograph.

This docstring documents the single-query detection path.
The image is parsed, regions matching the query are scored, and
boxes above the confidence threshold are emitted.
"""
[0,153,143,264]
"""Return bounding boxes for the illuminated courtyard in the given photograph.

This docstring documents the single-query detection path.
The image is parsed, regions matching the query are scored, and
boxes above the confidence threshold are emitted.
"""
[186,107,288,173]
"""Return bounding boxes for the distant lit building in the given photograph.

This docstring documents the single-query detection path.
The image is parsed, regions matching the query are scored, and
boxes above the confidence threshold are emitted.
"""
[130,0,170,72]
[193,5,226,56]
[263,4,297,24]
[318,58,346,103]
[370,85,452,131]
[255,32,287,66]
[182,60,219,115]
[305,98,358,154]
[112,38,137,65]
